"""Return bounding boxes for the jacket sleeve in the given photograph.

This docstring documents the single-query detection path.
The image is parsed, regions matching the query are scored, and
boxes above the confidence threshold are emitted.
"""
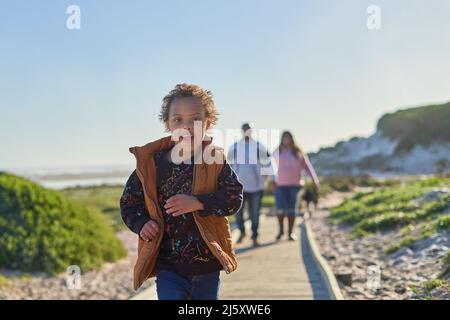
[257,142,275,177]
[269,147,280,182]
[195,160,244,217]
[120,170,151,235]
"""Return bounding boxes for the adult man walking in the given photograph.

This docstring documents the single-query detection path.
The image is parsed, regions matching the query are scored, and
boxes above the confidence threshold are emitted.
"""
[227,123,273,247]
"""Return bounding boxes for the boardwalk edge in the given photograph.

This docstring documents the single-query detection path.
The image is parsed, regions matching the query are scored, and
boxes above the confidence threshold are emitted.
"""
[302,217,345,300]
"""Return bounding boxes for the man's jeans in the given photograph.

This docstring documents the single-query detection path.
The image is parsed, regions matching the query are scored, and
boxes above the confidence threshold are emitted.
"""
[235,190,264,240]
[156,270,220,300]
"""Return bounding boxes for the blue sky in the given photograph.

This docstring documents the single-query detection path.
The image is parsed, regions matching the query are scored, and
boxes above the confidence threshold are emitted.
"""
[1,0,450,169]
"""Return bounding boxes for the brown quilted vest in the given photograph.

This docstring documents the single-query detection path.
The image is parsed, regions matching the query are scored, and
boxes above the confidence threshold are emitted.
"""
[129,135,238,290]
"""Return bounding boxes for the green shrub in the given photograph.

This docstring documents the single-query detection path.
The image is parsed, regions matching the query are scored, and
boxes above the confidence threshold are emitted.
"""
[319,175,400,196]
[330,176,450,252]
[411,279,448,295]
[385,235,419,254]
[421,215,450,238]
[0,172,127,274]
[62,185,126,232]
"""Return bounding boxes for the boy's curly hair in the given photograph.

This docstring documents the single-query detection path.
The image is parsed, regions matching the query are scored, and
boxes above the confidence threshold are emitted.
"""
[159,83,219,131]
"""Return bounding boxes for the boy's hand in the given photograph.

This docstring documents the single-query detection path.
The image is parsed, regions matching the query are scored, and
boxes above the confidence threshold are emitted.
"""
[165,194,204,217]
[140,220,159,242]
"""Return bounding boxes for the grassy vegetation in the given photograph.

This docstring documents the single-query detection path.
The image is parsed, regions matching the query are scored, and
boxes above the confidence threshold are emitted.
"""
[263,175,399,206]
[329,176,450,251]
[410,278,449,299]
[62,186,126,232]
[0,172,127,275]
[318,175,399,195]
[261,175,401,212]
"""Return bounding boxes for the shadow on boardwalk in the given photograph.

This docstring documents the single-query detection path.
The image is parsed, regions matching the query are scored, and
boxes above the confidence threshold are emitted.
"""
[300,222,330,299]
[234,241,279,255]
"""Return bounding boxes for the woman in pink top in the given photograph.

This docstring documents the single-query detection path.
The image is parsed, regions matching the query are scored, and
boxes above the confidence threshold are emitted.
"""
[272,131,320,241]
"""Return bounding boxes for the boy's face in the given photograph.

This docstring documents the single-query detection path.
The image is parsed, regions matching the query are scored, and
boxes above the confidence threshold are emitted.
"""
[168,97,211,149]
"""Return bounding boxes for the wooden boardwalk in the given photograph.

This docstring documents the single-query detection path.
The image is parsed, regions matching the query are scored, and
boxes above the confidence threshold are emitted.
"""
[132,213,332,300]
[220,214,330,299]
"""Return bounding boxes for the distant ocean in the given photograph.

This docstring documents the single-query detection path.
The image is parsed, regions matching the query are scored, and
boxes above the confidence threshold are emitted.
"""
[6,165,134,189]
